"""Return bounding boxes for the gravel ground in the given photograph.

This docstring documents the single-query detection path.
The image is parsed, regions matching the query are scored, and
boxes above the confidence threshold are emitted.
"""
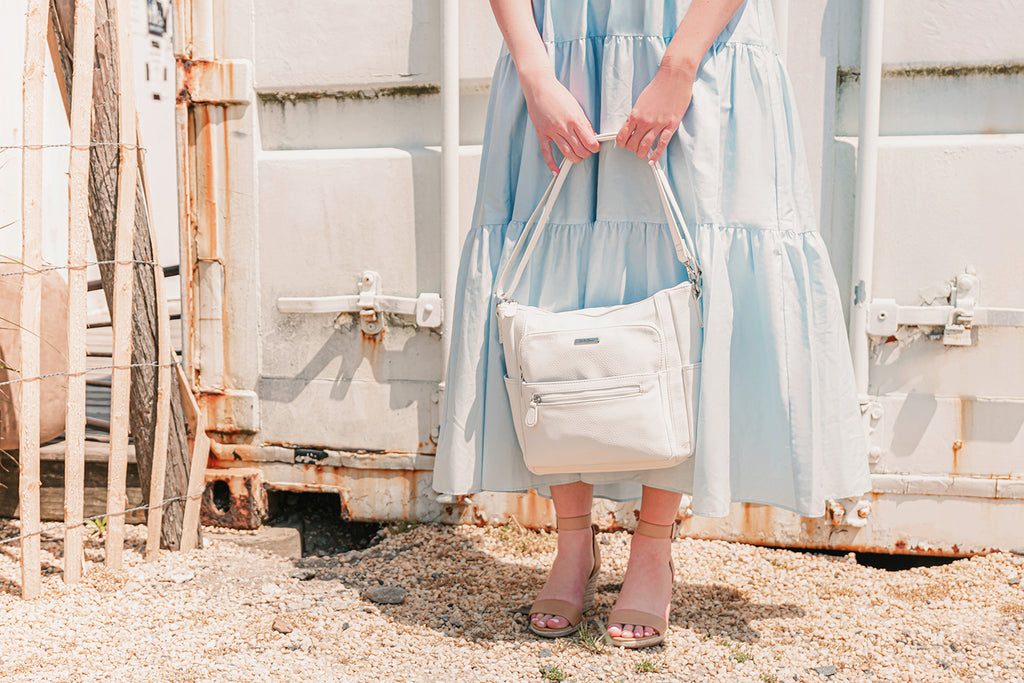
[0,519,1022,682]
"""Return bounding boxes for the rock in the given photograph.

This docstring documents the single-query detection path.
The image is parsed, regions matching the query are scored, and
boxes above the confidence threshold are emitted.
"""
[1008,576,1021,586]
[341,622,350,630]
[289,569,316,581]
[168,569,194,584]
[361,585,406,605]
[811,665,837,677]
[539,648,553,658]
[272,617,293,634]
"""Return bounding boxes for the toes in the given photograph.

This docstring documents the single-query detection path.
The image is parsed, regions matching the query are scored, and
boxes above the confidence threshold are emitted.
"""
[546,616,567,628]
[643,626,655,638]
[607,623,623,637]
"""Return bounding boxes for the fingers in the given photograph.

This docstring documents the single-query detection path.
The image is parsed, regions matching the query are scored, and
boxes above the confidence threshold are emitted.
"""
[636,128,660,160]
[647,126,674,165]
[616,119,637,150]
[552,133,584,164]
[575,125,601,154]
[539,138,559,175]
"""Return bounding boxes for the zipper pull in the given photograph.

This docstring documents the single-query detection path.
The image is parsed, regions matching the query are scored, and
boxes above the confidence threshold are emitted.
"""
[525,396,539,427]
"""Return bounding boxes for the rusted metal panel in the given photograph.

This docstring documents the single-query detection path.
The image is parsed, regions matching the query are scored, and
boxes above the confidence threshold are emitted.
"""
[200,442,1023,557]
[178,59,251,104]
[201,467,267,530]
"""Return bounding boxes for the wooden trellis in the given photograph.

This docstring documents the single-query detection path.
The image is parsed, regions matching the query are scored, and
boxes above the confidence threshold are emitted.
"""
[12,0,206,598]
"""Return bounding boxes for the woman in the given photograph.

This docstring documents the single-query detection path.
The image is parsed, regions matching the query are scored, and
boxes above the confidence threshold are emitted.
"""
[433,0,871,648]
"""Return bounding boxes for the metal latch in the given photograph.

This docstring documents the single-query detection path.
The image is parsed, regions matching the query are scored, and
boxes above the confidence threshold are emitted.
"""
[942,271,977,346]
[867,268,1024,346]
[276,270,443,335]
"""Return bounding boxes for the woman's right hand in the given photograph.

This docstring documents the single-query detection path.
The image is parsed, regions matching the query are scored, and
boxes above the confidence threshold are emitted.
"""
[521,74,600,174]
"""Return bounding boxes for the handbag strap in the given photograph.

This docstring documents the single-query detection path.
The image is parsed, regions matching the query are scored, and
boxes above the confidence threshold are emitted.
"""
[494,132,702,301]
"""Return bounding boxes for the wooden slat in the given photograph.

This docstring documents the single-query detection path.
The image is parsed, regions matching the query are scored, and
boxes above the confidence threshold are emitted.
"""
[63,0,97,586]
[137,120,172,562]
[19,0,48,600]
[105,0,138,570]
[176,362,209,553]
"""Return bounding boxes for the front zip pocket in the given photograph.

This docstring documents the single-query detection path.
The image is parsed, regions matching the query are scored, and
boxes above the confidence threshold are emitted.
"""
[516,372,682,475]
[524,384,641,427]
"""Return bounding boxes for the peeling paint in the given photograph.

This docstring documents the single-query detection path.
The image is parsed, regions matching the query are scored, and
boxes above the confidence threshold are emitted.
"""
[259,84,441,105]
[839,62,1024,86]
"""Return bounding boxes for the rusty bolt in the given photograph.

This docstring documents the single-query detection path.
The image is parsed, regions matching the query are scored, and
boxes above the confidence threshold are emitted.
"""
[857,504,871,518]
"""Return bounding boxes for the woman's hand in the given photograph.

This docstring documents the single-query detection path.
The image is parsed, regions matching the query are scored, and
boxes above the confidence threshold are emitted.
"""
[616,66,694,164]
[522,74,601,174]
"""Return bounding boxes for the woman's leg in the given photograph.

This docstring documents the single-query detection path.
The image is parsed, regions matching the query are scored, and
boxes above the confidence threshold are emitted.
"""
[530,481,596,629]
[606,485,681,639]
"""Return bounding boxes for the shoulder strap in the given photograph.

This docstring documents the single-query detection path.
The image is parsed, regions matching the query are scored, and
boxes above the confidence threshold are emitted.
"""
[494,132,702,300]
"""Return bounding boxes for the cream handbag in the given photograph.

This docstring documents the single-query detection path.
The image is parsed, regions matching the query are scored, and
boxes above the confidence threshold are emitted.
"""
[495,133,704,475]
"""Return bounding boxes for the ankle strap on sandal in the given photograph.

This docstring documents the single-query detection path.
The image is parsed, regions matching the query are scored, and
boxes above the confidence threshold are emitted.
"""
[556,514,592,530]
[635,519,676,539]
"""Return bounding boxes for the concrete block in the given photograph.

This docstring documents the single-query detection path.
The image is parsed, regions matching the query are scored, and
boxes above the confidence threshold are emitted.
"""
[207,525,303,559]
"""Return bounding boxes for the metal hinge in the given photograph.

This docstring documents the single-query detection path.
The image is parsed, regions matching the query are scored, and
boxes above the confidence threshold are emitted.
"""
[867,269,1024,346]
[276,270,442,335]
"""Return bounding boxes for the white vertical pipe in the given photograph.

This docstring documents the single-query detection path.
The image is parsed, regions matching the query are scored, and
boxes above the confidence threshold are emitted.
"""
[439,0,459,388]
[771,0,789,63]
[849,0,885,400]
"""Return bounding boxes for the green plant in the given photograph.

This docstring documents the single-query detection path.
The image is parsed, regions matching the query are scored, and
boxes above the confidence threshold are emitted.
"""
[732,651,753,663]
[574,620,607,653]
[634,659,663,673]
[85,516,107,537]
[759,674,780,683]
[539,664,567,681]
[384,520,419,535]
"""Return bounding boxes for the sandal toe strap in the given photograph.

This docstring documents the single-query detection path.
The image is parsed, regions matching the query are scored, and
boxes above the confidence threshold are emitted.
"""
[530,599,582,626]
[607,609,666,634]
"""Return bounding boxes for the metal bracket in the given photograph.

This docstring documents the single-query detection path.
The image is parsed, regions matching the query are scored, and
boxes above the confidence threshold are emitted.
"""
[276,270,443,336]
[867,269,1024,346]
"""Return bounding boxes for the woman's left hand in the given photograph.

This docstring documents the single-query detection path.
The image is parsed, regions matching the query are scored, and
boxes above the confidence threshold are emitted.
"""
[616,68,694,164]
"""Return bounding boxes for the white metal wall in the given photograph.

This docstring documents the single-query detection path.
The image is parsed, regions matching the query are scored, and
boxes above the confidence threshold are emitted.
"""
[184,0,1024,553]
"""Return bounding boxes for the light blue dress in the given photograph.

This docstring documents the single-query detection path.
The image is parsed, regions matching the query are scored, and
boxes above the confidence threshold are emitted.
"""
[432,0,871,518]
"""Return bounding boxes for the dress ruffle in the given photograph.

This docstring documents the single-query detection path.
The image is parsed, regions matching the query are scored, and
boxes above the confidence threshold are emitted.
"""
[433,0,870,518]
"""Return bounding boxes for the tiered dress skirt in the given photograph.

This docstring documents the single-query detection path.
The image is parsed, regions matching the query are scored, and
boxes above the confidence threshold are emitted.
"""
[432,0,871,518]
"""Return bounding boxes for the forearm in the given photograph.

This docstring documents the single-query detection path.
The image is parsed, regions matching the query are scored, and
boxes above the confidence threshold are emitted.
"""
[488,0,555,95]
[661,0,748,80]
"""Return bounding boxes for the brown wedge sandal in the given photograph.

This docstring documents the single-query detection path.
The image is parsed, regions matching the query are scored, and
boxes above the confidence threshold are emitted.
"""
[528,513,602,639]
[607,519,675,649]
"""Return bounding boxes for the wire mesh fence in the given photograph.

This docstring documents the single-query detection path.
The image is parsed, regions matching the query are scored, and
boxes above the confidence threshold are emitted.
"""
[5,0,206,599]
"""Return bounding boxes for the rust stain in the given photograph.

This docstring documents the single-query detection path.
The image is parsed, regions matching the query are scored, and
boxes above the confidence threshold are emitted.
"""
[200,468,267,530]
[361,324,387,364]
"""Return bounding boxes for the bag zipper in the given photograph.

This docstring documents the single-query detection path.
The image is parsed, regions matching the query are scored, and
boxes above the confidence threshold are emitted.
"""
[525,384,642,427]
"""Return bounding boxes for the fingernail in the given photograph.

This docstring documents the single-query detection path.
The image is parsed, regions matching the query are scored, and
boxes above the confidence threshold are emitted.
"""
[648,159,655,166]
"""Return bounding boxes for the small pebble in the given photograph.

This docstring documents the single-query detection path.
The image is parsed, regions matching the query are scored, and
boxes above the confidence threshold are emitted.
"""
[811,665,837,676]
[361,586,406,604]
[539,648,553,658]
[289,569,317,581]
[167,570,194,584]
[272,617,293,634]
